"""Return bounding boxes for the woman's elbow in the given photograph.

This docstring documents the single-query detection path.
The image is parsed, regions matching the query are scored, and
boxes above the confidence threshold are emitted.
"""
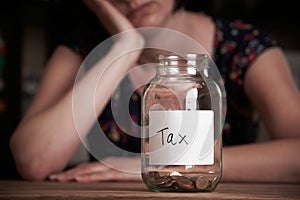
[10,138,51,181]
[15,159,50,181]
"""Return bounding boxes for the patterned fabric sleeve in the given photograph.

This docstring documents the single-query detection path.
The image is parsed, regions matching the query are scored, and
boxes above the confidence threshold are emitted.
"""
[213,18,278,145]
[229,19,278,83]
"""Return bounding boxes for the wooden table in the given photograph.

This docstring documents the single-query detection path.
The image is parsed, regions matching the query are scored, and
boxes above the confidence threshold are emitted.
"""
[0,180,299,200]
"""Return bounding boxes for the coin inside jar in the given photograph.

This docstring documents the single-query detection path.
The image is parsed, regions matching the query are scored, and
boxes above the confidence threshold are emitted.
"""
[152,176,175,188]
[148,172,160,180]
[195,176,210,190]
[210,176,220,189]
[171,176,195,190]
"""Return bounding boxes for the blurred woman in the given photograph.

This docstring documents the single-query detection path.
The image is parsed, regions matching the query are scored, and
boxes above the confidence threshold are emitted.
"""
[10,0,300,182]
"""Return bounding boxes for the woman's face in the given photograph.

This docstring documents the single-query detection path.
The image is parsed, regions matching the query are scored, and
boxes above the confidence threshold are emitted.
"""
[109,0,176,27]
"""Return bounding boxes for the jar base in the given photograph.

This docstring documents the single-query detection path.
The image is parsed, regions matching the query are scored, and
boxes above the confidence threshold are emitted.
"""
[142,172,221,192]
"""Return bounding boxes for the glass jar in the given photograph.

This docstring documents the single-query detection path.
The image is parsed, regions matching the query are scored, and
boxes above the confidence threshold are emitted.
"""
[141,53,223,192]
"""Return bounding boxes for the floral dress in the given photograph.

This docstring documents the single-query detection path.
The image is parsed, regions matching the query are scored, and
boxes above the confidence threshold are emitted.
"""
[62,16,277,153]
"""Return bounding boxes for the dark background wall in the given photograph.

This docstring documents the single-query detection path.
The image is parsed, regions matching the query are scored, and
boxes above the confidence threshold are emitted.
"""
[0,0,299,179]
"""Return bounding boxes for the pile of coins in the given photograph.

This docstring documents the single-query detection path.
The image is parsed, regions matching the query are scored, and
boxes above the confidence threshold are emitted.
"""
[143,171,220,191]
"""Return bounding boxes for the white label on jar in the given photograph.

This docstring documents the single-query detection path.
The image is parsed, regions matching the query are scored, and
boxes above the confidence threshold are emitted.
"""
[149,110,214,165]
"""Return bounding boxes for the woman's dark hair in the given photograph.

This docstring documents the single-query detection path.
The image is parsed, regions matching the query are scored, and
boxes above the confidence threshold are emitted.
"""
[174,0,187,11]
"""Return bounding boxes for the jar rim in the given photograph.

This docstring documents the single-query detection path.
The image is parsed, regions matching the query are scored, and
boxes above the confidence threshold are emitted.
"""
[156,53,209,62]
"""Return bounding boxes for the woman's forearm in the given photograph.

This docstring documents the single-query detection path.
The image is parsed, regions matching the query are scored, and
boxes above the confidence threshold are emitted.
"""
[10,37,144,181]
[10,103,83,180]
[222,137,300,183]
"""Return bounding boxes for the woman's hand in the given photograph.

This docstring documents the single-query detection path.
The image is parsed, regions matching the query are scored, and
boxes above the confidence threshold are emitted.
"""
[48,157,142,182]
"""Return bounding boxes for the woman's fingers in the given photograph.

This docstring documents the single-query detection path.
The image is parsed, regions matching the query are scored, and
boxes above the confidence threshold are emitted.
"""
[75,169,141,182]
[48,162,108,182]
[48,157,142,182]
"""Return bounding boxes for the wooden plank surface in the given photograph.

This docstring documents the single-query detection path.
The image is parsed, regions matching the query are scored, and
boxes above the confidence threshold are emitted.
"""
[0,180,299,200]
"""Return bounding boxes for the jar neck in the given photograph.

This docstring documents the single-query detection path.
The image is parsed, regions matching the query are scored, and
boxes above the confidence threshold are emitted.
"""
[156,54,209,76]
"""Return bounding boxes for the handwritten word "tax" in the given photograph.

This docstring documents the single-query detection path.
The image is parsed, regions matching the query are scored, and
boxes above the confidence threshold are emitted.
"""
[156,127,188,146]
